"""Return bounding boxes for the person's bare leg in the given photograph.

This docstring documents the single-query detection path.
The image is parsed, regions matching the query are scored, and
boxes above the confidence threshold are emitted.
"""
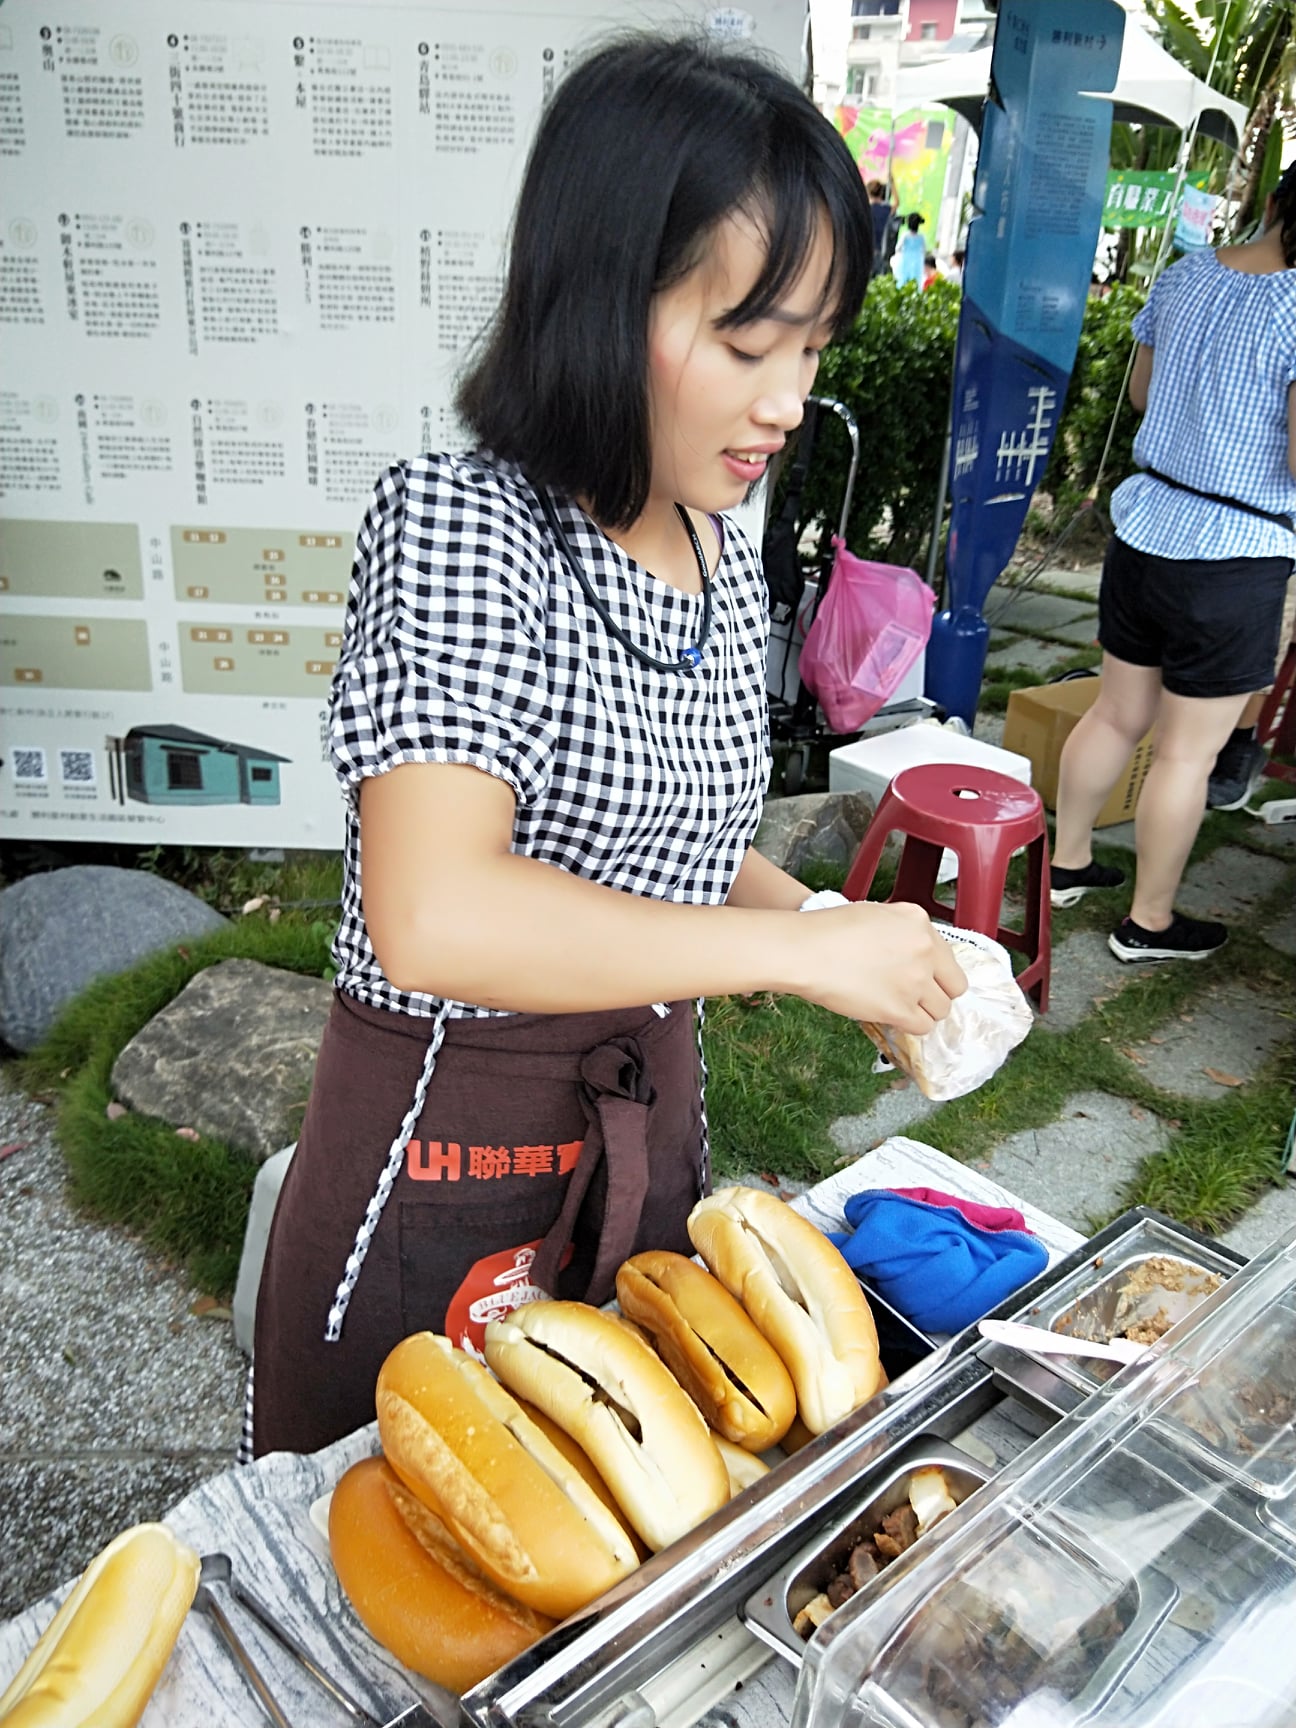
[1236,692,1267,729]
[1053,655,1163,870]
[1129,689,1251,930]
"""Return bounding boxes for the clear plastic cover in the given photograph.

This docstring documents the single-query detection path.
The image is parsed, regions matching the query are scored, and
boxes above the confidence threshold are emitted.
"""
[792,1228,1296,1728]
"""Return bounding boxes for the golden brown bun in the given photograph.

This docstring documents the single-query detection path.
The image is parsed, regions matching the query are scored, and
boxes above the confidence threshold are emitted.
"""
[714,1436,771,1498]
[779,1414,817,1454]
[615,1251,796,1450]
[376,1332,638,1619]
[0,1523,199,1728]
[329,1456,552,1695]
[485,1301,730,1553]
[688,1187,883,1434]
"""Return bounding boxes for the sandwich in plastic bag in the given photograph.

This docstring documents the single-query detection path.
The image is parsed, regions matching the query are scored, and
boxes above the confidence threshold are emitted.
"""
[861,925,1033,1101]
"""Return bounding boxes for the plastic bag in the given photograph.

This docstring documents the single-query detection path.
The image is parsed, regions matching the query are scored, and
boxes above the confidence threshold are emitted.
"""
[798,540,935,733]
[860,926,1033,1101]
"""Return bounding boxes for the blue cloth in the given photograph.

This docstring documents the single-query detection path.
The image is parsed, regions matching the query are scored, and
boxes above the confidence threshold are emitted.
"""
[828,1189,1048,1334]
[1112,248,1296,562]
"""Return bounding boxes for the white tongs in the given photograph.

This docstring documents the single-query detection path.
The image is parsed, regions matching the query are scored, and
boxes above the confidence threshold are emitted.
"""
[977,1318,1150,1366]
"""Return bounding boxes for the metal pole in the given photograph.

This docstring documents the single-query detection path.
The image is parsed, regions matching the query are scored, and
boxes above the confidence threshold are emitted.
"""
[925,371,955,602]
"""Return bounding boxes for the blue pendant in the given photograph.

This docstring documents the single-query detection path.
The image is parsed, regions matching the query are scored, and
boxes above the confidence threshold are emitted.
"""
[678,645,703,670]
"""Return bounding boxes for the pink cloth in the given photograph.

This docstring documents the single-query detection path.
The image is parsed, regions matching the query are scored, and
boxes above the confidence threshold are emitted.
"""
[892,1186,1030,1235]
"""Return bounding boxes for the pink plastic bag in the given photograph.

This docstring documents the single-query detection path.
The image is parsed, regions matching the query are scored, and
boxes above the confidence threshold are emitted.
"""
[798,539,935,733]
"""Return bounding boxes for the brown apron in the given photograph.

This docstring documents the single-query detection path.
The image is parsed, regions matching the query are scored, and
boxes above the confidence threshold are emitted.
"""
[252,988,705,1457]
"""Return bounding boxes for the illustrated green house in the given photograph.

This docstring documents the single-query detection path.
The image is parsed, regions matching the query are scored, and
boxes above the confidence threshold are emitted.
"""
[115,724,291,807]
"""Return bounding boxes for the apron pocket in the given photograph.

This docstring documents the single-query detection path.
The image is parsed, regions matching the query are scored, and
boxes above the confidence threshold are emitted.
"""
[398,1191,568,1355]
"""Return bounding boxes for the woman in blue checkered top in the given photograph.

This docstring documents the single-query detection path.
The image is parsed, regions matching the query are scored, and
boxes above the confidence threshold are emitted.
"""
[248,35,967,1459]
[1050,166,1296,964]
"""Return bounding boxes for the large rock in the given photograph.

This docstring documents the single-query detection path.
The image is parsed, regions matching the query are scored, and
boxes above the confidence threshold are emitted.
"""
[0,866,227,1052]
[112,959,332,1161]
[754,790,878,878]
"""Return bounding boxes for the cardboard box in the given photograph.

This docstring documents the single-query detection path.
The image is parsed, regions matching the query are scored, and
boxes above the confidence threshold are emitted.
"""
[1002,678,1154,827]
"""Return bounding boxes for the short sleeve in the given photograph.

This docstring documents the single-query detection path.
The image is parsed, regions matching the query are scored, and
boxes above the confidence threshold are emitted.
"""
[329,456,558,810]
[1131,276,1159,348]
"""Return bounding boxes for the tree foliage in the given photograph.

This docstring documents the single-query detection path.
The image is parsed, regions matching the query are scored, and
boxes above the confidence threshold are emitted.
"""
[792,282,1146,571]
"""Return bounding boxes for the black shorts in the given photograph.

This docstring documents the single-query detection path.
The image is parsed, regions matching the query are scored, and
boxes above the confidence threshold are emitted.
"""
[1098,535,1293,699]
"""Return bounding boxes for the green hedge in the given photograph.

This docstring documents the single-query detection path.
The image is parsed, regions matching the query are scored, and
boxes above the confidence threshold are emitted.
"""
[798,279,1147,571]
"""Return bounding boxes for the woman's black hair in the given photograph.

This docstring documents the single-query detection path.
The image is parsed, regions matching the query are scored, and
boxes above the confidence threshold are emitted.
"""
[456,35,872,528]
[1273,159,1296,266]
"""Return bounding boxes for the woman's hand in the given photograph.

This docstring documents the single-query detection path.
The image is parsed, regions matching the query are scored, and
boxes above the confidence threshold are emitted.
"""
[786,901,968,1031]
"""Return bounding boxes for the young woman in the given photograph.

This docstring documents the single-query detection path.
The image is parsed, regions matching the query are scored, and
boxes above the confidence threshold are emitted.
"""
[1052,165,1296,961]
[249,35,966,1459]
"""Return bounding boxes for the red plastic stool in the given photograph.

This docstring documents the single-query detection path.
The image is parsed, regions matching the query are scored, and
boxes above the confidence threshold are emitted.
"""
[843,763,1052,1012]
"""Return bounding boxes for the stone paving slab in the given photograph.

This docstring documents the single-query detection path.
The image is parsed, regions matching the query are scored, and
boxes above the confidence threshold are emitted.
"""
[971,1091,1171,1235]
[1261,899,1296,957]
[1037,928,1139,1033]
[1126,982,1291,1101]
[1030,617,1100,649]
[1221,1179,1296,1260]
[829,1081,940,1159]
[1175,845,1290,923]
[983,637,1069,678]
[986,591,1099,635]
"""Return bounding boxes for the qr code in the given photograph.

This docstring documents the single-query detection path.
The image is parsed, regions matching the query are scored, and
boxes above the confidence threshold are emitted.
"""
[13,747,48,784]
[60,749,96,786]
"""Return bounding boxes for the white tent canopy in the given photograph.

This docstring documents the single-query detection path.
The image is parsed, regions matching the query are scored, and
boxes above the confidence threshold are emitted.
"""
[894,24,1249,148]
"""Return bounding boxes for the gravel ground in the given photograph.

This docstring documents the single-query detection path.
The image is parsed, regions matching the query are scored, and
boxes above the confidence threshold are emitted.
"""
[0,1065,247,1618]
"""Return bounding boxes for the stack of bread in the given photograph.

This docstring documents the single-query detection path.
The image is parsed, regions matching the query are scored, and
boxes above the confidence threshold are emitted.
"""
[329,1186,886,1697]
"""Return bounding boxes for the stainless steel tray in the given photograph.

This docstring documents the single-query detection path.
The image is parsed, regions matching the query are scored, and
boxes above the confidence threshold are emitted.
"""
[992,1214,1243,1400]
[741,1436,989,1667]
[458,1210,1242,1728]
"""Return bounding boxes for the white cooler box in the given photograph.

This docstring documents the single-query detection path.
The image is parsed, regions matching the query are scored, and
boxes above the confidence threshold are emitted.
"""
[829,727,1033,884]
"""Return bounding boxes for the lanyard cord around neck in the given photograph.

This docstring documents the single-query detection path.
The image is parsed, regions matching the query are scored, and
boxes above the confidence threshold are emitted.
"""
[539,491,713,673]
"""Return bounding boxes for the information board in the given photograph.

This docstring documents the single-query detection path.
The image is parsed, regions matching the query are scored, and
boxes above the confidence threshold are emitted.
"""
[0,0,802,846]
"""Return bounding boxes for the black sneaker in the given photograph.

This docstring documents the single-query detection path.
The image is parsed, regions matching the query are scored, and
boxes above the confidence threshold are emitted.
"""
[1108,912,1228,963]
[1050,860,1127,908]
[1206,737,1268,812]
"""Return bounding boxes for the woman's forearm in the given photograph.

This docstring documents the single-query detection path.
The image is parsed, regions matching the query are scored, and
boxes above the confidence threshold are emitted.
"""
[382,850,808,1011]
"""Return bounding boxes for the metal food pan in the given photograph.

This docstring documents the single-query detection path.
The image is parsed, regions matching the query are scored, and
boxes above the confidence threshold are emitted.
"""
[1006,1217,1240,1393]
[741,1436,989,1667]
[859,1278,936,1386]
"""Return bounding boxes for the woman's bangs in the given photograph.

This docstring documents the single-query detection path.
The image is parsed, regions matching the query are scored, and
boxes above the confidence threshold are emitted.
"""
[716,154,870,338]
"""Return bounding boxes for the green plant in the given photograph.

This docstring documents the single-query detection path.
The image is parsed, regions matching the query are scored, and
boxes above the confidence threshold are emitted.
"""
[1039,284,1146,520]
[798,276,962,570]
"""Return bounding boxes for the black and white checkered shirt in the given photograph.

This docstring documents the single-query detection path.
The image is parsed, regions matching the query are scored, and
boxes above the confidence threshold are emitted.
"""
[329,451,772,1015]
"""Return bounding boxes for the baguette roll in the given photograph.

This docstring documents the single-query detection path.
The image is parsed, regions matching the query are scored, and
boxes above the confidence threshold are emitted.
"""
[714,1436,771,1498]
[328,1456,552,1695]
[688,1187,883,1434]
[0,1523,199,1728]
[615,1251,796,1450]
[375,1332,638,1620]
[485,1301,730,1553]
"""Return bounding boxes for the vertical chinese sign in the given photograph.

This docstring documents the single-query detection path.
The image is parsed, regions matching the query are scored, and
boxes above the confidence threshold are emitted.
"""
[924,0,1123,725]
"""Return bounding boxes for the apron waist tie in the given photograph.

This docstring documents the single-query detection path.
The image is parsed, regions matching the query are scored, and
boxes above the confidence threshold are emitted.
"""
[530,1035,655,1304]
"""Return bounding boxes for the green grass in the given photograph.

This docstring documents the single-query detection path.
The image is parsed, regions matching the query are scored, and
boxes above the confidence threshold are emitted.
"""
[16,910,337,1295]
[979,645,1103,715]
[11,831,1295,1296]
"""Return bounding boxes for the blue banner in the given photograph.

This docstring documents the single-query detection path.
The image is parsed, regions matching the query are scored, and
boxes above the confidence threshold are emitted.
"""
[926,1,1123,725]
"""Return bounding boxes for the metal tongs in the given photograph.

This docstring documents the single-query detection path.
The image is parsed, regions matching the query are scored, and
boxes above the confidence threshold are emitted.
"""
[192,1552,448,1728]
